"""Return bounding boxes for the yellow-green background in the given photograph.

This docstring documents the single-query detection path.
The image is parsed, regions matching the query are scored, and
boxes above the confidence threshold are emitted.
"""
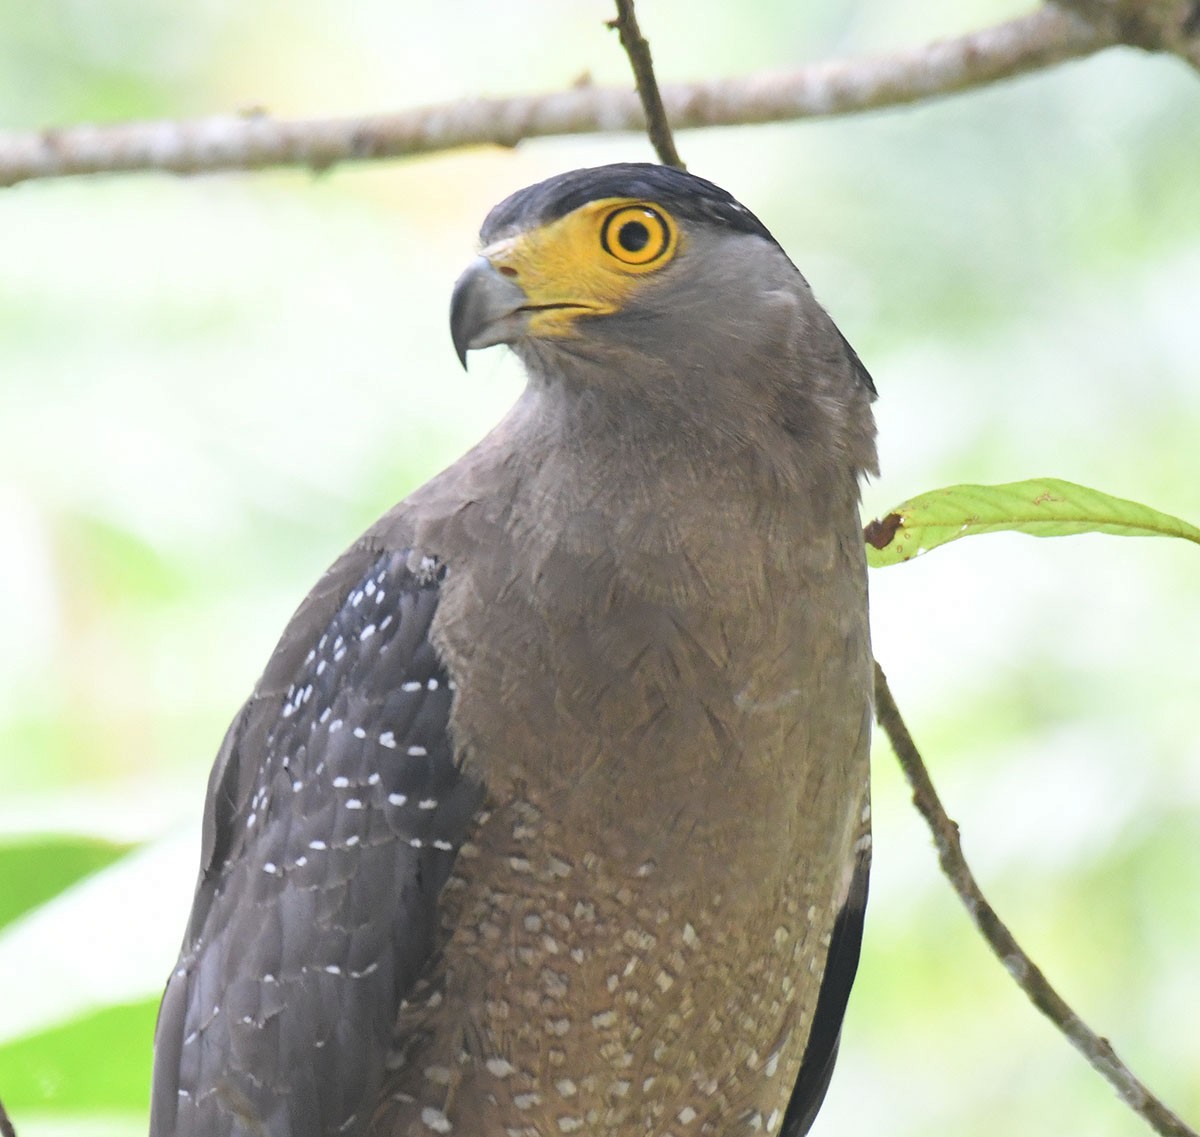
[1,2,1198,1134]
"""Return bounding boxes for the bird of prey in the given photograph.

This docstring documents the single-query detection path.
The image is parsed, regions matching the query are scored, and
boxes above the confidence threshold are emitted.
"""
[149,162,878,1137]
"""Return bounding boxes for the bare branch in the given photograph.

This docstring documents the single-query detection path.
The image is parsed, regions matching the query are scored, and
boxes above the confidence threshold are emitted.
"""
[872,662,1198,1137]
[0,1098,17,1137]
[0,7,1109,187]
[1054,0,1200,67]
[608,0,685,169]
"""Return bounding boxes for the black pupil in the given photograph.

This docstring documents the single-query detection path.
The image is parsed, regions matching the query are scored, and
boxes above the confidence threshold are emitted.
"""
[618,220,651,253]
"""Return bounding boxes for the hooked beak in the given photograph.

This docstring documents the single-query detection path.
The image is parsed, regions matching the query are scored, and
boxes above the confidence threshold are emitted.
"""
[449,256,530,369]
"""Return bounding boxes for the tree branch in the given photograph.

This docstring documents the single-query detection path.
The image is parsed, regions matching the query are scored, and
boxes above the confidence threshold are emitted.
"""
[1054,0,1200,67]
[0,7,1109,187]
[608,0,685,169]
[608,20,1195,1124]
[873,662,1198,1137]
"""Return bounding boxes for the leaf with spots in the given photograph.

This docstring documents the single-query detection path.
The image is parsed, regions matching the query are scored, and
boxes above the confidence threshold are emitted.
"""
[864,478,1200,567]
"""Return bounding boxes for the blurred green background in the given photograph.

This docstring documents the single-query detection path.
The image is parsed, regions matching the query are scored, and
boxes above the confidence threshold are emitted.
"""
[1,2,1198,1135]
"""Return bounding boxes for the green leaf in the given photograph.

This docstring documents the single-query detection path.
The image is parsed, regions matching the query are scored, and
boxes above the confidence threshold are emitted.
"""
[0,837,134,932]
[864,478,1200,567]
[0,998,157,1112]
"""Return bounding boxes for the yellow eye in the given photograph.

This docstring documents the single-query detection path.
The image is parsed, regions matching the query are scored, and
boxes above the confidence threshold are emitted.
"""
[599,204,676,269]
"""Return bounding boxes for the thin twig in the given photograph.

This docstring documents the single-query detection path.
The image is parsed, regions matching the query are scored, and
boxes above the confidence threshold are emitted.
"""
[873,662,1198,1137]
[0,7,1108,187]
[607,0,1195,1128]
[608,0,685,168]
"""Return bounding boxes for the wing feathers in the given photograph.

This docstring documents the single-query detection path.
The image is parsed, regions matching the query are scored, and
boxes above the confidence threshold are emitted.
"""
[780,839,871,1137]
[151,549,481,1137]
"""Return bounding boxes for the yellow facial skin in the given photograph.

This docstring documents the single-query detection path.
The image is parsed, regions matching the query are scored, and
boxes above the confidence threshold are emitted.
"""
[481,197,681,339]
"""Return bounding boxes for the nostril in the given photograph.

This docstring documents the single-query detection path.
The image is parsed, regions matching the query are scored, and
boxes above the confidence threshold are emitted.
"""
[497,265,518,278]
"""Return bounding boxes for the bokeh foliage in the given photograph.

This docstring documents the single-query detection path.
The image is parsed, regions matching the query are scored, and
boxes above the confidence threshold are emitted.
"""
[1,2,1198,1134]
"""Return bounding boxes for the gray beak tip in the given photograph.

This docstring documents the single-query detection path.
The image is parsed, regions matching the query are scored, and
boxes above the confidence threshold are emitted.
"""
[449,256,528,370]
[453,335,470,371]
